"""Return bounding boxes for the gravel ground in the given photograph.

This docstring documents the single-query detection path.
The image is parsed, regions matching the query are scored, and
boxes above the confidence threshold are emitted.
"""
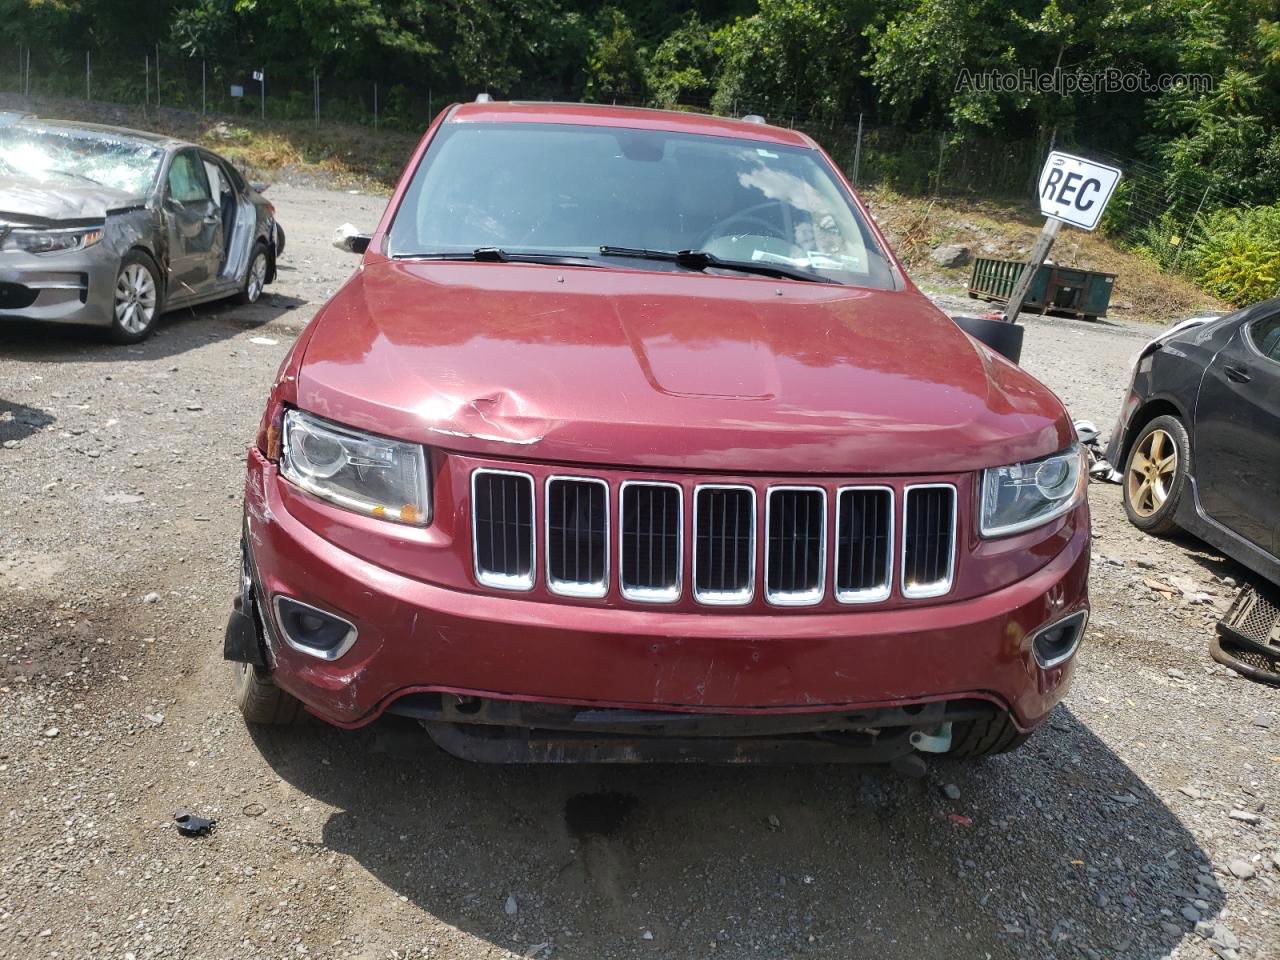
[1,183,1277,960]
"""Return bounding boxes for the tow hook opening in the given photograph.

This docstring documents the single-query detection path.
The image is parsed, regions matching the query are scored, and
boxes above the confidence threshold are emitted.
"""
[909,722,953,754]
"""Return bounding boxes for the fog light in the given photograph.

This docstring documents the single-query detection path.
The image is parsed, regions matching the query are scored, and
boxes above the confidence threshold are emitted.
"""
[272,596,358,660]
[1031,610,1088,669]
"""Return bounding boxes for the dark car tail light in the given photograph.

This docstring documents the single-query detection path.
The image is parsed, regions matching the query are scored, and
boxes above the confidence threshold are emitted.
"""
[693,485,755,604]
[472,469,535,590]
[902,485,957,598]
[545,477,608,597]
[835,487,894,603]
[619,482,682,602]
[765,487,825,605]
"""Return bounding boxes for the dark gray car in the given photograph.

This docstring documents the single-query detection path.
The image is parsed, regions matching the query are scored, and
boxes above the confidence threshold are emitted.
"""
[0,116,281,343]
[1103,299,1280,585]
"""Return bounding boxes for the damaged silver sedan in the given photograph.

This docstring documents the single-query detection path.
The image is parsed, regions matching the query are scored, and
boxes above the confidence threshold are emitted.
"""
[0,116,281,343]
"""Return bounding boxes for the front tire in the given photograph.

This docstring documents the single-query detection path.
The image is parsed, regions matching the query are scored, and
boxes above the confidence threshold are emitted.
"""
[237,243,269,305]
[233,660,302,725]
[109,251,162,343]
[950,713,1031,757]
[1122,414,1190,536]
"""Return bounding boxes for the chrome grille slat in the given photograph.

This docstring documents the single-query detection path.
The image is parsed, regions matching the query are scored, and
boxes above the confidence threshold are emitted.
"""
[471,469,535,590]
[620,481,682,603]
[546,477,608,597]
[835,486,893,603]
[765,487,826,605]
[902,484,957,598]
[693,485,755,605]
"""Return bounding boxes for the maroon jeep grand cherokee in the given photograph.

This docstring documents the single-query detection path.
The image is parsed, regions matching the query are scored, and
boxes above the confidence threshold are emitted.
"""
[226,102,1089,766]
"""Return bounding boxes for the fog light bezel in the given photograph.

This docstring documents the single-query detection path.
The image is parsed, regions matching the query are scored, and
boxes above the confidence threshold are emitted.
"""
[272,595,358,661]
[1031,609,1089,669]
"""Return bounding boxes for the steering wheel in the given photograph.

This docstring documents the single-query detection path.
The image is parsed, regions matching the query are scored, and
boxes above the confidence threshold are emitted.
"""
[701,201,792,247]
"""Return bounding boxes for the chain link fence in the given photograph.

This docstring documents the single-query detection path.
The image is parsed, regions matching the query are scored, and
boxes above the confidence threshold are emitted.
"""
[5,44,1258,292]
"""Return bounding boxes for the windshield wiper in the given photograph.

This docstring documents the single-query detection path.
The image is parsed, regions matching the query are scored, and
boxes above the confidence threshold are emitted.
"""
[392,247,602,267]
[598,245,834,284]
[50,169,103,185]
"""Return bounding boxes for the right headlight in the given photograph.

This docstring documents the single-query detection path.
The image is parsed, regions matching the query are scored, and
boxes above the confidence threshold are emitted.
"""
[1,226,103,254]
[980,443,1085,537]
[280,409,430,525]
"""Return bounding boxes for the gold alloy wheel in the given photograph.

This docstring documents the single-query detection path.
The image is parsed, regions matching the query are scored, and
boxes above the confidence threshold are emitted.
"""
[1127,428,1178,517]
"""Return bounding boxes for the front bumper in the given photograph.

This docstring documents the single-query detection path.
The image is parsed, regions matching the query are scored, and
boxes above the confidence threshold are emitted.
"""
[243,449,1090,731]
[0,244,119,327]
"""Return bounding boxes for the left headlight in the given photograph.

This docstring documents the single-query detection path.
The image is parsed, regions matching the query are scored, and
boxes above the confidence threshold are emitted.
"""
[1,227,103,255]
[280,409,430,526]
[980,443,1085,537]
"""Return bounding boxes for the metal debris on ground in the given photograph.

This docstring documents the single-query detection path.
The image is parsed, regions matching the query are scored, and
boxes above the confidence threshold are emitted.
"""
[1075,419,1122,483]
[174,810,217,837]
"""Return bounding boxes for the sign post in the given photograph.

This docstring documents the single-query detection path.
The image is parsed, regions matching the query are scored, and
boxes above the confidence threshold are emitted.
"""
[253,69,265,120]
[1002,151,1122,323]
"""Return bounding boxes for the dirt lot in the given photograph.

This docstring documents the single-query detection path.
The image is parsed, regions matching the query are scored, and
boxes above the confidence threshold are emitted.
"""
[1,183,1277,960]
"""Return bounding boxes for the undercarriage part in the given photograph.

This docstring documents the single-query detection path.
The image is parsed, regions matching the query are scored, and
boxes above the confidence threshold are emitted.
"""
[908,722,953,753]
[385,693,997,764]
[889,753,928,778]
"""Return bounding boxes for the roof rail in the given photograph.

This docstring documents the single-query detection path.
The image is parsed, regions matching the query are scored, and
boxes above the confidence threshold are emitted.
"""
[475,92,493,103]
[741,114,766,124]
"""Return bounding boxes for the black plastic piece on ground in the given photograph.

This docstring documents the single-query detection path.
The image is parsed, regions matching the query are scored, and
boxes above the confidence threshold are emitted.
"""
[952,314,1024,364]
[1211,633,1280,687]
[174,810,216,836]
[1217,583,1280,657]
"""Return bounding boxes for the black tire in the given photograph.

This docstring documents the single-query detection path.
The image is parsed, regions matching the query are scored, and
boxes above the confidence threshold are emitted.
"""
[236,242,269,305]
[108,250,163,344]
[1122,414,1191,536]
[950,712,1031,757]
[233,659,302,725]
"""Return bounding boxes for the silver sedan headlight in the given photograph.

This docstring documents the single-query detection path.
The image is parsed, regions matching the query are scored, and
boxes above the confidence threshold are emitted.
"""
[980,443,1085,537]
[281,410,430,525]
[1,226,103,255]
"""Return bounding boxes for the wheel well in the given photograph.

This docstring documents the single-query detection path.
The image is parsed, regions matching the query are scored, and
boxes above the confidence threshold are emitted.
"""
[1119,399,1182,468]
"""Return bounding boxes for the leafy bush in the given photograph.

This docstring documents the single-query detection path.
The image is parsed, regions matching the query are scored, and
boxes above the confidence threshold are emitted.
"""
[1183,205,1280,306]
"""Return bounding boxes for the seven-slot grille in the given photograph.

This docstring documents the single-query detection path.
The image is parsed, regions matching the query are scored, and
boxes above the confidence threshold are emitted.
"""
[835,487,893,603]
[765,487,826,605]
[545,477,608,597]
[693,486,756,604]
[902,485,957,598]
[471,469,535,590]
[620,482,682,602]
[470,469,959,604]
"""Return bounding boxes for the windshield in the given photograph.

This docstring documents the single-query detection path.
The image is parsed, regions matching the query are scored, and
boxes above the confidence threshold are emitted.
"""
[0,124,163,195]
[388,121,897,288]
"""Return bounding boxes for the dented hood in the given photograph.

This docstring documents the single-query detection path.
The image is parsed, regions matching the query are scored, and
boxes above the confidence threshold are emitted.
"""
[0,173,142,224]
[297,260,1073,474]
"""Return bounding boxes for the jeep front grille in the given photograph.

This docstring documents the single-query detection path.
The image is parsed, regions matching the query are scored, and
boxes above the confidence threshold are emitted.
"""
[471,469,535,590]
[835,487,893,603]
[619,481,682,603]
[693,485,755,605]
[902,484,957,598]
[765,487,826,605]
[545,477,608,597]
[468,470,960,605]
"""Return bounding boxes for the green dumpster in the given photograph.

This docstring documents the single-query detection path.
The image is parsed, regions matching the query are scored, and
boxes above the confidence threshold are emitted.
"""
[968,257,1117,320]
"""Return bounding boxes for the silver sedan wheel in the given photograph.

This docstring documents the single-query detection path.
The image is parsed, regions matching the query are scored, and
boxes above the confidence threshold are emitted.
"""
[245,251,267,303]
[114,263,157,334]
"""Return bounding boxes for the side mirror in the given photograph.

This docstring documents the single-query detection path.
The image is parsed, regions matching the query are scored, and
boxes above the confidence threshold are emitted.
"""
[332,223,371,255]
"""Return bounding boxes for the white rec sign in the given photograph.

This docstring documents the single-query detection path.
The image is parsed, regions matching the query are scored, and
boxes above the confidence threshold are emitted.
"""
[1037,151,1121,231]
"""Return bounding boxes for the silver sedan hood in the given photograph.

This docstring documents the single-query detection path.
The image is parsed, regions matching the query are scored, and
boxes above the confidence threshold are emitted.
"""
[0,173,143,224]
